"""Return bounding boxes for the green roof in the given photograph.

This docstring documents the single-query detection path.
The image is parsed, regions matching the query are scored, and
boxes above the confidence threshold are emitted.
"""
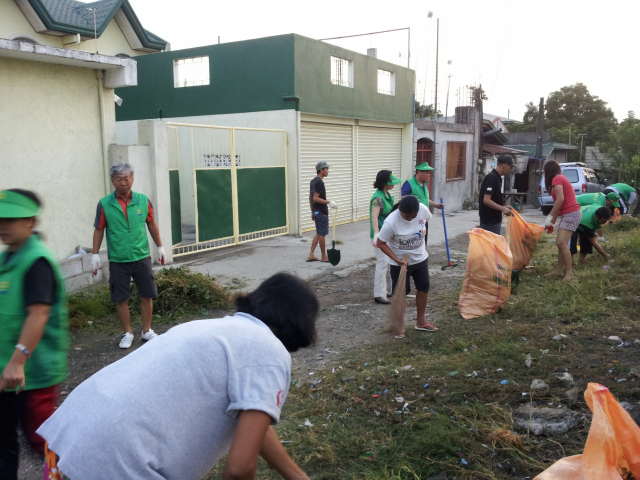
[506,142,577,158]
[26,0,167,51]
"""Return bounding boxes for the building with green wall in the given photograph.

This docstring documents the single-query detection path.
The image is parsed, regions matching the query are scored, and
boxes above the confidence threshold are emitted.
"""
[116,33,415,241]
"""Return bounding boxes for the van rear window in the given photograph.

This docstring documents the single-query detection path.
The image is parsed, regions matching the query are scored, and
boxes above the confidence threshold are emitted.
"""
[562,169,579,183]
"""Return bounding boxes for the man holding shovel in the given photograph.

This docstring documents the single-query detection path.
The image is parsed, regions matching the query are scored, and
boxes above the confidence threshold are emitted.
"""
[478,155,514,235]
[401,162,444,248]
[92,163,166,349]
[307,161,337,263]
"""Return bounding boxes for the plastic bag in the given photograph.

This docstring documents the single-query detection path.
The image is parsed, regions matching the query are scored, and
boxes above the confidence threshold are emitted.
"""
[611,207,621,223]
[458,228,513,319]
[506,209,545,271]
[535,383,640,480]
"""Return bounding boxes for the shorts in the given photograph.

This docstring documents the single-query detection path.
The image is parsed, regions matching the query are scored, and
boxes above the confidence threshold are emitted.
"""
[313,211,329,237]
[570,227,596,256]
[557,208,582,232]
[390,259,430,295]
[109,256,157,303]
[480,222,502,235]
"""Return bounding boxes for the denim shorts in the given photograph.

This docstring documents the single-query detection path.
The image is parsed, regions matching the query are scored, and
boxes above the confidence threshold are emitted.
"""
[313,212,329,237]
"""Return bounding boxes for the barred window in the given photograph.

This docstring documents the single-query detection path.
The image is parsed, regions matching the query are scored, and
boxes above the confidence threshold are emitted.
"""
[377,69,395,95]
[174,56,209,88]
[330,56,353,88]
[446,142,466,180]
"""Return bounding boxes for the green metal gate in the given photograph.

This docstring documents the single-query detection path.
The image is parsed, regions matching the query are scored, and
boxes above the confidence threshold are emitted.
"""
[168,123,288,257]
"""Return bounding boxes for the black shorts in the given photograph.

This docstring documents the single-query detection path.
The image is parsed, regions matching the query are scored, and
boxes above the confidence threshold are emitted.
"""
[390,259,430,295]
[109,257,158,303]
[570,227,596,256]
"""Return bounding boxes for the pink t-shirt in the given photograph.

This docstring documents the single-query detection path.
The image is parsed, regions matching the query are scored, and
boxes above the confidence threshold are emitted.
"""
[551,175,580,216]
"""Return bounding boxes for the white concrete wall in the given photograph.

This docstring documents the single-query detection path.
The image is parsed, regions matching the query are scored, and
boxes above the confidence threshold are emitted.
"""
[116,110,300,233]
[414,124,476,211]
[0,0,147,57]
[0,56,115,260]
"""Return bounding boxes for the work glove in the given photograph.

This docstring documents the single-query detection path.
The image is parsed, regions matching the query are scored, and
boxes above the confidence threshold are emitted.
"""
[157,246,166,266]
[598,236,605,242]
[544,215,555,228]
[372,233,379,248]
[329,201,337,209]
[91,254,101,275]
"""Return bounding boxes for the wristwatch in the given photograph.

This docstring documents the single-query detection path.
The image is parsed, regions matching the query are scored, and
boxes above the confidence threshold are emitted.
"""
[15,344,30,357]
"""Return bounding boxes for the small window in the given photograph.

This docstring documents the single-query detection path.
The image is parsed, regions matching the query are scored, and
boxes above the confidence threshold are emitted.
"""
[416,138,433,166]
[446,142,467,180]
[562,168,579,183]
[174,56,210,88]
[330,56,353,88]
[377,69,395,95]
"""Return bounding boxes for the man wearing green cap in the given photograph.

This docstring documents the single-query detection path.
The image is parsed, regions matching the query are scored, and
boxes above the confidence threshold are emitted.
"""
[604,183,637,215]
[0,189,68,479]
[401,162,444,246]
[370,170,402,304]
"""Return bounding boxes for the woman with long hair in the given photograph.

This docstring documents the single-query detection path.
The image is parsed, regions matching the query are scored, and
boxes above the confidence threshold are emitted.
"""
[370,170,401,304]
[543,161,582,281]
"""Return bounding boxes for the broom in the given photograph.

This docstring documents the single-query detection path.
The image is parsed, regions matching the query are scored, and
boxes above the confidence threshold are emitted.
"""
[387,254,409,338]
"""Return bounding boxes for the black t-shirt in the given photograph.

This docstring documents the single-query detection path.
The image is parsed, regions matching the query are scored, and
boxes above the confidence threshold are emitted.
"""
[310,176,328,216]
[479,169,504,224]
[3,254,56,306]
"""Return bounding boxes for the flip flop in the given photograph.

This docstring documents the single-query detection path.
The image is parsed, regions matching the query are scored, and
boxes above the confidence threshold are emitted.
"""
[415,324,438,332]
[306,258,319,262]
[394,329,406,339]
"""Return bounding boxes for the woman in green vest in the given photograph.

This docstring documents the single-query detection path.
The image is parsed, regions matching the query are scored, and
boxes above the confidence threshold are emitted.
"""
[371,170,402,304]
[0,189,68,479]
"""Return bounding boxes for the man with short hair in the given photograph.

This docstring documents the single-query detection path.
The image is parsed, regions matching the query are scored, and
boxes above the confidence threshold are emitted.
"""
[569,205,614,264]
[401,162,444,246]
[576,192,620,239]
[478,155,514,235]
[92,163,166,349]
[307,161,336,263]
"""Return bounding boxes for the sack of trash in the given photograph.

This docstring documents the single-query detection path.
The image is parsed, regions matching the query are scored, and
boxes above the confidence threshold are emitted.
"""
[506,209,544,271]
[458,228,513,320]
[535,383,640,480]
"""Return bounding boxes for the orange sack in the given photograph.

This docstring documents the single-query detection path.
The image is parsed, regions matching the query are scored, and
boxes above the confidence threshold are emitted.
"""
[505,209,545,271]
[458,228,513,320]
[535,383,640,480]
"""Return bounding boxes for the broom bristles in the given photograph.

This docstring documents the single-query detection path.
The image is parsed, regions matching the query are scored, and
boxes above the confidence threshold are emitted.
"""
[387,254,409,336]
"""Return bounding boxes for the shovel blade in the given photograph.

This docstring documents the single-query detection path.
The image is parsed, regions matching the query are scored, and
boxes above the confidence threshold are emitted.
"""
[328,249,341,266]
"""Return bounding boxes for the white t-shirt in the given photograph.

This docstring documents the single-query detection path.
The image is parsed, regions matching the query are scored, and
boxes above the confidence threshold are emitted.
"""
[378,203,432,266]
[37,313,291,480]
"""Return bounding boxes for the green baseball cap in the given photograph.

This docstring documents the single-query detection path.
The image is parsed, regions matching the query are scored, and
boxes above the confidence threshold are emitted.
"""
[0,190,40,218]
[416,162,434,171]
[387,173,402,185]
[606,192,621,208]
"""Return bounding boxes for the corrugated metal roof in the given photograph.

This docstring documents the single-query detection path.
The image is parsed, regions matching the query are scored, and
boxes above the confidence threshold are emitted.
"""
[483,144,526,155]
[507,142,577,158]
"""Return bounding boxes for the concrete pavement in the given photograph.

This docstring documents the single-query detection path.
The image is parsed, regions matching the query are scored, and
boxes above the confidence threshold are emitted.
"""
[171,206,547,291]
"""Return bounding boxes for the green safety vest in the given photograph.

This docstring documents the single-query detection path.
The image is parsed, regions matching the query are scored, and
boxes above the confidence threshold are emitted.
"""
[100,191,150,263]
[407,176,429,206]
[0,235,68,391]
[576,193,606,207]
[369,190,395,239]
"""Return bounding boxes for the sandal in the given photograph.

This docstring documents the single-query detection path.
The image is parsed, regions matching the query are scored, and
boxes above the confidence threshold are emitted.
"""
[394,329,406,339]
[415,323,438,332]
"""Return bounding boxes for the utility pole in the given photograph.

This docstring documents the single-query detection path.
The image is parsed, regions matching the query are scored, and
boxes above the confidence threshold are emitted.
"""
[444,72,452,122]
[535,97,544,159]
[433,18,439,120]
[88,7,98,54]
[579,134,587,162]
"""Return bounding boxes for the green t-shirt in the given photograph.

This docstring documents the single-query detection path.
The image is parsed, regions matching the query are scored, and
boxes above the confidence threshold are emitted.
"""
[576,193,606,207]
[578,205,602,232]
[611,183,635,201]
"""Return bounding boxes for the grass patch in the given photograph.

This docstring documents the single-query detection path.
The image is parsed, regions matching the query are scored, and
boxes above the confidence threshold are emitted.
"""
[207,223,640,480]
[68,266,231,329]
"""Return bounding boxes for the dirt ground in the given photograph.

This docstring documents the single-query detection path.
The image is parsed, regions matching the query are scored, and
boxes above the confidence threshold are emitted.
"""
[17,234,471,480]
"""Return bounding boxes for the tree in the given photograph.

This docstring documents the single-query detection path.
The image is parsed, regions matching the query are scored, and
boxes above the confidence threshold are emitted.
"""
[508,83,618,160]
[414,100,442,119]
[598,111,640,184]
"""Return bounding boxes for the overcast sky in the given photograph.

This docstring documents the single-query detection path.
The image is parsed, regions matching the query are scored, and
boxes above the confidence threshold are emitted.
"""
[131,0,639,125]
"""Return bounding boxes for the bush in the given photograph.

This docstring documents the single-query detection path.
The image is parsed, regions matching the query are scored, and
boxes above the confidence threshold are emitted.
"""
[67,266,231,329]
[607,215,640,232]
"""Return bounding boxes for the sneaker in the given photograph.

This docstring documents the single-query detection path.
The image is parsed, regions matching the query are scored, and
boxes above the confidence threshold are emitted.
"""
[119,332,134,349]
[141,329,158,342]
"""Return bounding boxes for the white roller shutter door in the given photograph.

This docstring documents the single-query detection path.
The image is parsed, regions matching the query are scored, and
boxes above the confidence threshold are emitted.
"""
[300,122,354,231]
[356,126,403,220]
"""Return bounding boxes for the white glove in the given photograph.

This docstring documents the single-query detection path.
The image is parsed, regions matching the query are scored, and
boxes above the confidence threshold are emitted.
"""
[544,215,555,228]
[91,254,101,275]
[157,246,166,265]
[597,236,605,242]
[328,201,337,209]
[372,233,379,248]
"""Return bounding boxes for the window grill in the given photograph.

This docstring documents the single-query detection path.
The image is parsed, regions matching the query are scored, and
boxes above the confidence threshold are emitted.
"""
[416,138,433,166]
[174,56,210,88]
[330,56,353,88]
[446,142,467,180]
[377,69,395,95]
